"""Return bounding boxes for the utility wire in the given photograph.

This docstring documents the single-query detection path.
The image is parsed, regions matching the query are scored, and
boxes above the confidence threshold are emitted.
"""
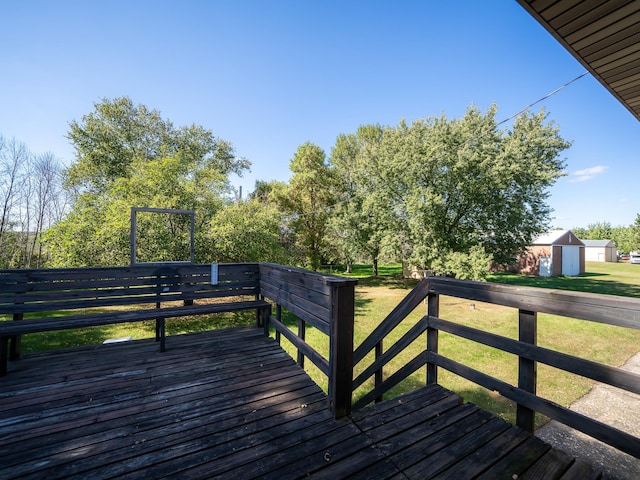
[495,71,589,129]
[280,70,591,219]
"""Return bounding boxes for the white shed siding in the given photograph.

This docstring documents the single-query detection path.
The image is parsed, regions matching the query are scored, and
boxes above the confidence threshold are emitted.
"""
[582,240,617,262]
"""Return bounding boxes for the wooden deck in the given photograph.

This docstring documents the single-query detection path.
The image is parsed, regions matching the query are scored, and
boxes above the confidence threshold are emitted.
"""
[0,327,600,479]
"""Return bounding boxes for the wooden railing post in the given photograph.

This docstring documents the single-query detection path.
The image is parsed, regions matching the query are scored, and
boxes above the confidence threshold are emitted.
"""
[374,340,383,403]
[255,294,263,328]
[426,291,439,385]
[327,279,356,419]
[517,308,537,433]
[297,318,306,368]
[275,304,282,344]
[10,312,23,361]
[262,297,271,337]
[10,289,25,361]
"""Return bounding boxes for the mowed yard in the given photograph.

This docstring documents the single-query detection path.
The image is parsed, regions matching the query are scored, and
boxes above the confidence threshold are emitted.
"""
[5,261,640,429]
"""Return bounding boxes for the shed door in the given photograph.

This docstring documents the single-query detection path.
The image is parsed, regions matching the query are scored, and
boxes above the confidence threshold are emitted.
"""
[539,256,551,277]
[561,246,580,276]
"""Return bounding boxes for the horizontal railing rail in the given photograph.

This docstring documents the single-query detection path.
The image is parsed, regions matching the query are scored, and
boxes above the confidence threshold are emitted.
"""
[352,276,640,459]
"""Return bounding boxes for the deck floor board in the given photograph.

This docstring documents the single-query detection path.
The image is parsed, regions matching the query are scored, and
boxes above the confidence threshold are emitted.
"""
[0,327,600,479]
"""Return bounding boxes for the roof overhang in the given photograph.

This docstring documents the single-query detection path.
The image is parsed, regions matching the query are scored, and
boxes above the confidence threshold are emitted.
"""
[517,0,640,122]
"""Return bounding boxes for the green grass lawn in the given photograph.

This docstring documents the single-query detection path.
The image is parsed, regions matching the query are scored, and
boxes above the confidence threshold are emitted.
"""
[6,260,640,429]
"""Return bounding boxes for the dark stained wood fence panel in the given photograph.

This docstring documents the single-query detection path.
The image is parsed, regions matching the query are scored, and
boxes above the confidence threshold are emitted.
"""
[352,316,429,391]
[0,264,261,316]
[353,351,428,410]
[259,262,357,419]
[0,264,270,374]
[428,277,640,330]
[259,264,335,333]
[354,275,638,463]
[260,263,335,294]
[259,280,331,334]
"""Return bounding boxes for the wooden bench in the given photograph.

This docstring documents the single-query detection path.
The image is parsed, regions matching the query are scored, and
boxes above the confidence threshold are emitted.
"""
[0,263,270,376]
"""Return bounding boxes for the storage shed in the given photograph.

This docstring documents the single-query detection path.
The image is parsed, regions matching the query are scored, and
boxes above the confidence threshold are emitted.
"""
[582,239,617,263]
[515,230,585,277]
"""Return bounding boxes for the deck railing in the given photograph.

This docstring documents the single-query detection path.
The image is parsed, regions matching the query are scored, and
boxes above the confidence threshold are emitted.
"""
[351,276,640,459]
[4,262,639,458]
[259,263,357,418]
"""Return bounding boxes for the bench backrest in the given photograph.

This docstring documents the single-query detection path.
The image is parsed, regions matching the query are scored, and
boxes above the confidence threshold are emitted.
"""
[0,263,260,317]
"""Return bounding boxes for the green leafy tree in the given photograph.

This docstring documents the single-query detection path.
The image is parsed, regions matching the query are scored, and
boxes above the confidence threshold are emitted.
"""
[574,221,638,254]
[249,179,287,203]
[572,226,588,240]
[610,226,635,254]
[65,96,248,193]
[431,245,492,280]
[366,104,569,279]
[275,142,334,270]
[627,215,640,253]
[209,198,293,264]
[328,125,394,275]
[45,98,248,266]
[582,221,613,240]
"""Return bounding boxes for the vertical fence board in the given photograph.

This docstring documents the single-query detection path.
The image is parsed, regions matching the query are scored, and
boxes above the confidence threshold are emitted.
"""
[517,309,537,432]
[328,281,355,418]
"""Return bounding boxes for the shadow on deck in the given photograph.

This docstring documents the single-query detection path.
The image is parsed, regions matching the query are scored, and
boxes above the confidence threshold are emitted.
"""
[0,328,599,479]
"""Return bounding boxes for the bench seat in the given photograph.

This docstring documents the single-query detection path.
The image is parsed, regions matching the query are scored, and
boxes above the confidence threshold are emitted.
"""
[0,299,270,375]
[0,264,273,376]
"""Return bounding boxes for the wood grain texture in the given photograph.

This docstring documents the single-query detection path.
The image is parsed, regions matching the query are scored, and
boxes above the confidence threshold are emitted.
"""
[0,327,599,479]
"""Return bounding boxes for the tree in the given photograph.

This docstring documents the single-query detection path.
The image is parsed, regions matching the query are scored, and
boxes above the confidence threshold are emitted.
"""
[610,225,636,254]
[573,220,638,254]
[209,198,294,264]
[581,221,613,240]
[0,136,65,268]
[22,152,65,267]
[249,179,286,204]
[275,143,334,271]
[630,214,640,252]
[45,98,248,267]
[65,96,249,193]
[363,105,570,279]
[328,125,394,275]
[0,136,27,264]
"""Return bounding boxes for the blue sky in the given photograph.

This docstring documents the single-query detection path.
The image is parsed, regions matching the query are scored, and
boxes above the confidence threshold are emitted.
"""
[1,1,638,228]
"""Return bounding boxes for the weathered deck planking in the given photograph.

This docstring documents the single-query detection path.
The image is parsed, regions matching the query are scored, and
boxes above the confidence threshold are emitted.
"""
[0,327,600,479]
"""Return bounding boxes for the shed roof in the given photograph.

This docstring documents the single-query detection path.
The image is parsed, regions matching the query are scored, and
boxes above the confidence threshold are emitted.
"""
[517,0,640,122]
[582,239,616,247]
[532,229,585,246]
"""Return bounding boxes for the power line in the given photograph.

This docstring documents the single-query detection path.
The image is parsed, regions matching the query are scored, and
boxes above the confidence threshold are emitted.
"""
[495,71,589,128]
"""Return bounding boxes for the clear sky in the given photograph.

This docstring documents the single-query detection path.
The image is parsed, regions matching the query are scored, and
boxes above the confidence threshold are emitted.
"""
[1,1,638,229]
